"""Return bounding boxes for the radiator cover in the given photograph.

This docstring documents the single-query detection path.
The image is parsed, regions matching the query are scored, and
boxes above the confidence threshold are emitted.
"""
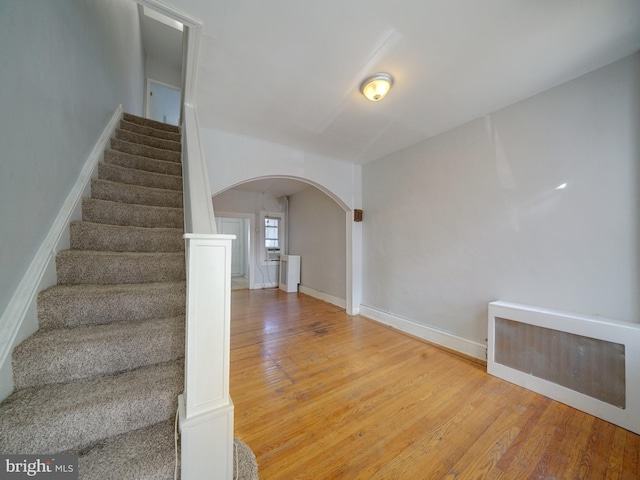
[488,301,640,435]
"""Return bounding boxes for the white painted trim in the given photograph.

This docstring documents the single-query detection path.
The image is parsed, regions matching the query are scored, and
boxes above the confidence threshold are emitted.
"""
[183,234,234,417]
[179,395,234,480]
[182,105,216,233]
[0,105,123,401]
[299,285,346,309]
[252,283,279,290]
[345,209,362,316]
[488,301,640,435]
[359,304,487,361]
[136,0,202,105]
[259,210,285,266]
[180,72,232,478]
[345,211,354,315]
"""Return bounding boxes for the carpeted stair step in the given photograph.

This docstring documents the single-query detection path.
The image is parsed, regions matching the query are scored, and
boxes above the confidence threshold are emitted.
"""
[38,282,186,330]
[91,179,183,208]
[70,221,183,253]
[123,112,180,134]
[110,138,181,163]
[82,198,183,228]
[56,250,185,285]
[77,424,258,480]
[115,129,181,152]
[103,149,183,177]
[120,119,182,143]
[77,420,177,480]
[0,360,183,455]
[13,316,185,389]
[98,162,183,192]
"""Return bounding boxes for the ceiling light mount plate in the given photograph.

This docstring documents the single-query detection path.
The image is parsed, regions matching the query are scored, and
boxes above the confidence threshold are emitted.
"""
[360,73,394,102]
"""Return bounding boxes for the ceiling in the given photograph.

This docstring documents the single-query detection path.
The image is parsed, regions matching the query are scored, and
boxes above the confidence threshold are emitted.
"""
[182,0,640,165]
[139,5,183,73]
[146,0,640,196]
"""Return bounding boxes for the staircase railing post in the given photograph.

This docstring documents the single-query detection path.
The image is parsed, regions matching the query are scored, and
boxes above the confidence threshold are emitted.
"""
[179,104,235,479]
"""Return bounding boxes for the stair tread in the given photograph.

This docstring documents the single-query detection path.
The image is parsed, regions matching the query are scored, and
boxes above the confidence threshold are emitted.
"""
[123,112,180,134]
[40,281,186,297]
[82,197,183,214]
[70,221,184,252]
[58,249,185,258]
[14,316,185,389]
[115,129,181,152]
[110,138,181,163]
[70,220,184,235]
[0,360,183,454]
[77,420,177,480]
[38,282,186,329]
[82,198,184,228]
[56,250,185,285]
[91,178,183,208]
[120,119,182,143]
[98,162,183,191]
[103,149,183,176]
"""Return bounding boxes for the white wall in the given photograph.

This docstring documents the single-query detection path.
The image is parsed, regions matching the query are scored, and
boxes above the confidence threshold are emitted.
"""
[146,55,181,87]
[0,0,145,382]
[212,189,286,288]
[362,53,640,347]
[202,128,361,211]
[289,187,346,302]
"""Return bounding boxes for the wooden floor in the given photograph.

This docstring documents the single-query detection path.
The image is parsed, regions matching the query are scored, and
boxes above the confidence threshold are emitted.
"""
[230,290,640,479]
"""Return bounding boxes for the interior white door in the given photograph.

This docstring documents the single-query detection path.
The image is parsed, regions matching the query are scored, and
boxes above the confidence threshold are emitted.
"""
[147,79,181,126]
[217,218,244,276]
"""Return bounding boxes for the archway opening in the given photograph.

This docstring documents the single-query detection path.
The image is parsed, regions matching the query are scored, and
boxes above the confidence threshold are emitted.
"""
[212,176,351,310]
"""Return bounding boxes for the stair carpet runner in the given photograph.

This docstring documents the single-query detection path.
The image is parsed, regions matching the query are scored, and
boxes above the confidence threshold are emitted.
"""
[0,113,186,479]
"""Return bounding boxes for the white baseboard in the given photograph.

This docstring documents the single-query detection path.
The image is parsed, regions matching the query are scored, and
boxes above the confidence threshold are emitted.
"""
[251,283,278,290]
[359,305,487,361]
[0,105,123,401]
[299,285,346,309]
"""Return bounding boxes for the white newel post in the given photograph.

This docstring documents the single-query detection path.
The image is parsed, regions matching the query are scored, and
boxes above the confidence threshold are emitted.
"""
[179,234,235,479]
[180,101,235,478]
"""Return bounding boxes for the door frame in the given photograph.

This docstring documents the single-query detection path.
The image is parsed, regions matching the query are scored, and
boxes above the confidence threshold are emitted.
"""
[215,212,255,289]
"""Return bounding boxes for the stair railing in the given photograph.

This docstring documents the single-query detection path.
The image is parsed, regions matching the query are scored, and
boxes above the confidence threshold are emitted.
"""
[179,103,235,479]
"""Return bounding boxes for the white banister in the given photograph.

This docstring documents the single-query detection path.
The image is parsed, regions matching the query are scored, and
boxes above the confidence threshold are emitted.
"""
[181,104,217,235]
[179,104,235,479]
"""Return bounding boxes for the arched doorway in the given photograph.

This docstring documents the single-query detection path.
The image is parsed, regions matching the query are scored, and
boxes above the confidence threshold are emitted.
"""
[212,176,358,313]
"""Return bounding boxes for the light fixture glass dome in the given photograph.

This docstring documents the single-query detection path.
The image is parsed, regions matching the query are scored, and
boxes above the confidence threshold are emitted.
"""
[360,73,394,102]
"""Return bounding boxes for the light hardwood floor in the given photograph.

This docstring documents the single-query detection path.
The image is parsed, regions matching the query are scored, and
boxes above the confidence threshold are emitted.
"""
[230,289,640,479]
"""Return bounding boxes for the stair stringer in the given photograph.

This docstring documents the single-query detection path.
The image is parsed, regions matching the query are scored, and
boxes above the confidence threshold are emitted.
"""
[0,105,123,401]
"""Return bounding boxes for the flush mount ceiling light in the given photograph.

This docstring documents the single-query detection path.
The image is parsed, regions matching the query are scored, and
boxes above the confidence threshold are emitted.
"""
[360,73,394,102]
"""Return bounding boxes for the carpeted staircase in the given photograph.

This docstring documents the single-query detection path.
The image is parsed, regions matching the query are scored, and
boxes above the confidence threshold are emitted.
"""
[0,112,258,479]
[0,113,185,478]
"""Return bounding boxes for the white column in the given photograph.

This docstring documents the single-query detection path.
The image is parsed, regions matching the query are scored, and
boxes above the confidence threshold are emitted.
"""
[179,234,235,479]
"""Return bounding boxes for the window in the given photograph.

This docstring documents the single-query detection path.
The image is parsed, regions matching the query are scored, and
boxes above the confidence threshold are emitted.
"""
[264,217,280,249]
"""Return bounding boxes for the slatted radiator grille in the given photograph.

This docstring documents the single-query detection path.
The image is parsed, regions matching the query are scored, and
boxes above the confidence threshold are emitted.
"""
[494,317,625,408]
[488,301,640,435]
